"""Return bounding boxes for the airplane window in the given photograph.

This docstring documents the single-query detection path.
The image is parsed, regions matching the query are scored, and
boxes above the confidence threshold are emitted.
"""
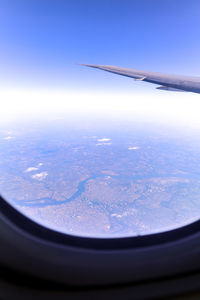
[0,1,200,239]
[1,102,200,238]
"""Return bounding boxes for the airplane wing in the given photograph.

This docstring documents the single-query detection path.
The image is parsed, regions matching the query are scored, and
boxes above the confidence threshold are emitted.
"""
[81,64,200,94]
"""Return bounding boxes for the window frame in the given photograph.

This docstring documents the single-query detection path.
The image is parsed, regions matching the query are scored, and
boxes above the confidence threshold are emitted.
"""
[0,193,200,293]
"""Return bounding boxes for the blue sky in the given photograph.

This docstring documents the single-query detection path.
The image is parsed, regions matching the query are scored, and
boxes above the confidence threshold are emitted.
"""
[1,0,200,126]
[0,0,200,92]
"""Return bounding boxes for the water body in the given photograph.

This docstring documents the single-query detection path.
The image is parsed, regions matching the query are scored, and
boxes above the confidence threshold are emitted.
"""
[14,172,200,208]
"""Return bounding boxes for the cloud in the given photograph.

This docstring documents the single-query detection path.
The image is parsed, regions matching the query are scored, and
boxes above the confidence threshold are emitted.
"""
[3,136,13,140]
[97,138,111,142]
[96,142,112,146]
[32,171,48,181]
[128,146,140,150]
[111,213,122,218]
[24,167,39,173]
[111,208,137,218]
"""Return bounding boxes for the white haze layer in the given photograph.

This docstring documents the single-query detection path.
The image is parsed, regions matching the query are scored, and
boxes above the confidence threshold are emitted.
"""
[0,89,200,129]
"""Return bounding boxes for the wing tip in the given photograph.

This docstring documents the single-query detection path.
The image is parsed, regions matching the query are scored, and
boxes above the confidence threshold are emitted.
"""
[77,63,100,68]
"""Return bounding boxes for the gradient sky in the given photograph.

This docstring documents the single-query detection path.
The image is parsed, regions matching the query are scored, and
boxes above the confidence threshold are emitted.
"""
[0,0,200,123]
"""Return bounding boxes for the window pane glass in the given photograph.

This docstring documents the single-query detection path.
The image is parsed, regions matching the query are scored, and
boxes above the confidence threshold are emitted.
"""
[1,1,200,238]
